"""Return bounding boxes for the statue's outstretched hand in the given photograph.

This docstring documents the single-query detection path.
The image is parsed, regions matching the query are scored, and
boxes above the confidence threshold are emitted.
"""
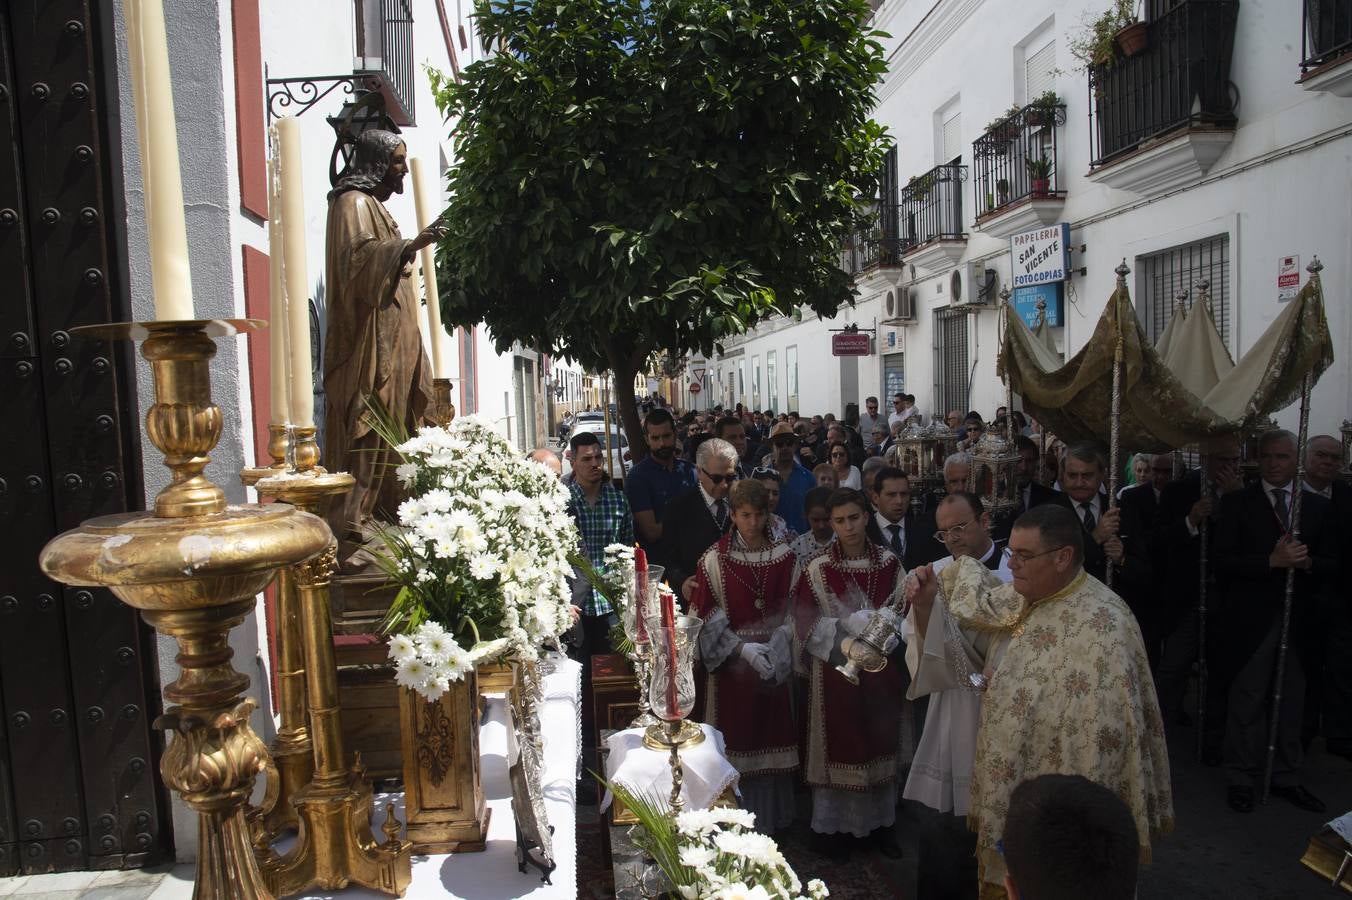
[408,216,449,255]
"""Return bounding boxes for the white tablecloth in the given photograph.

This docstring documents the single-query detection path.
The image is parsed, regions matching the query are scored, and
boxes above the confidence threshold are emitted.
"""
[281,655,582,899]
[601,724,739,815]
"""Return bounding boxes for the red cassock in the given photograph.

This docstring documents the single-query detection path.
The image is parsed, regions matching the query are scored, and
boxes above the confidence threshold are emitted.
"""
[794,542,906,792]
[690,535,800,777]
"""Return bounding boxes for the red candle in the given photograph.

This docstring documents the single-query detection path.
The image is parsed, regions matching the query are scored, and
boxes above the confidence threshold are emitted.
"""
[634,544,649,643]
[661,589,678,718]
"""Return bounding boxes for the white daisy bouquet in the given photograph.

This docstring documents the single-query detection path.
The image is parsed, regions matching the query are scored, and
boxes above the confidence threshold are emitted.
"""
[605,782,828,900]
[371,415,578,699]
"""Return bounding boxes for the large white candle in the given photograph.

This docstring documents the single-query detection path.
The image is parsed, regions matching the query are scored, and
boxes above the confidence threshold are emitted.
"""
[275,117,314,428]
[125,0,194,319]
[410,157,447,378]
[265,152,289,425]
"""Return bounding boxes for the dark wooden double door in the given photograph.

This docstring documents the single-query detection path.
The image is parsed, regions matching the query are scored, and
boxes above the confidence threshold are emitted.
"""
[0,0,170,875]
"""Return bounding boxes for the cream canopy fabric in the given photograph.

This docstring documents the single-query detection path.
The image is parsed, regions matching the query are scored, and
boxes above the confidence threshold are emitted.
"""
[999,274,1334,450]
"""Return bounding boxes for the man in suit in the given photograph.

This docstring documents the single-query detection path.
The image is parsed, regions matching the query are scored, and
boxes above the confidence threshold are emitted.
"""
[1116,452,1173,667]
[1029,442,1150,590]
[1305,435,1352,760]
[663,437,738,603]
[1213,430,1338,814]
[866,466,944,572]
[1151,437,1243,754]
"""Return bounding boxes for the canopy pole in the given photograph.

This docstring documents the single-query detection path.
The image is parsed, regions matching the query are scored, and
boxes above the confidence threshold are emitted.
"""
[1261,257,1321,803]
[1196,452,1210,762]
[1106,261,1129,592]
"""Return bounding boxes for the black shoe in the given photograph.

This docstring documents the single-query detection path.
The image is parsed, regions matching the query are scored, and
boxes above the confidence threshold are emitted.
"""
[1201,747,1223,767]
[870,828,904,860]
[1269,784,1327,813]
[1226,785,1254,814]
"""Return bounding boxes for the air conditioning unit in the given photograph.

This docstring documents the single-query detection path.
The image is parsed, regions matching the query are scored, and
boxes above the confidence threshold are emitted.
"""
[952,263,998,306]
[882,286,919,324]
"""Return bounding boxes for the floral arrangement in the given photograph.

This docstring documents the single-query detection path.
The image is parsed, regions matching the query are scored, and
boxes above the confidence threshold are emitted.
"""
[372,415,578,700]
[606,782,829,900]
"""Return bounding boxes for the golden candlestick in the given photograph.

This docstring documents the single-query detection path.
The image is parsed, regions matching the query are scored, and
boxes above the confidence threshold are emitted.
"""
[241,423,290,484]
[428,377,456,427]
[251,461,412,895]
[39,319,332,900]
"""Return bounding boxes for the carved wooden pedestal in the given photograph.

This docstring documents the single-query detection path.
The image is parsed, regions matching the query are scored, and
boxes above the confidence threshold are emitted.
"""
[398,674,490,853]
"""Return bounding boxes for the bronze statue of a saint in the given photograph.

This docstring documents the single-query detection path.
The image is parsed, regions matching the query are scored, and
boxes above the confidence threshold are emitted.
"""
[323,129,445,569]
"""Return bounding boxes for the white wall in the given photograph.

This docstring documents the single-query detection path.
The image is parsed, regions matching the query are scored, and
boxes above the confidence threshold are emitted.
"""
[706,0,1352,435]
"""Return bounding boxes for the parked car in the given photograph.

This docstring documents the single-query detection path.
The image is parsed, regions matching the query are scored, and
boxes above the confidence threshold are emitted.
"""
[562,422,631,483]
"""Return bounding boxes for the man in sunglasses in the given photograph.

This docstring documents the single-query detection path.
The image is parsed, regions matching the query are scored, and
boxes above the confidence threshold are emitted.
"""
[906,504,1172,899]
[661,437,740,601]
[767,422,815,534]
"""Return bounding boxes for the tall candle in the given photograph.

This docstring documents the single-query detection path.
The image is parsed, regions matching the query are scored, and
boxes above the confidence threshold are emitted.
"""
[275,117,313,428]
[410,157,447,378]
[634,545,649,643]
[265,153,289,425]
[125,0,194,319]
[661,590,678,719]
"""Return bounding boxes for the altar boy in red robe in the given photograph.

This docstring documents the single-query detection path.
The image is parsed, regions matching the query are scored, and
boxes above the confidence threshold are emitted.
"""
[794,487,907,859]
[690,479,800,833]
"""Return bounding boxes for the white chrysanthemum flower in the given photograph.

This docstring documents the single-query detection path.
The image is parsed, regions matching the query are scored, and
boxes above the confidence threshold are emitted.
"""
[468,553,499,581]
[709,807,757,829]
[395,461,418,488]
[678,845,717,869]
[806,879,829,899]
[420,674,448,701]
[416,630,457,664]
[394,657,430,690]
[711,884,769,900]
[675,809,718,836]
[387,634,416,662]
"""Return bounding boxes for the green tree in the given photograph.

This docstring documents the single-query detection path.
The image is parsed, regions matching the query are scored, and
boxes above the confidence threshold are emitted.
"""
[432,0,889,453]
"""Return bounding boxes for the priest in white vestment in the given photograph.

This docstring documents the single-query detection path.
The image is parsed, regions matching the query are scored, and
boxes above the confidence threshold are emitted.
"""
[906,504,1173,900]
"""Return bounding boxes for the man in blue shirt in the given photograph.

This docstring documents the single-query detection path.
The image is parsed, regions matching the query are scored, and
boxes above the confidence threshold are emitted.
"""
[766,421,815,534]
[624,408,697,554]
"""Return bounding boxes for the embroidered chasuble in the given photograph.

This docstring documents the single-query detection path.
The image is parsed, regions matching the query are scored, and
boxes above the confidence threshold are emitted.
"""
[919,557,1174,887]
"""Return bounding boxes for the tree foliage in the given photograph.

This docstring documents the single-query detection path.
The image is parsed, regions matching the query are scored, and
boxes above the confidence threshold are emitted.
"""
[431,0,889,447]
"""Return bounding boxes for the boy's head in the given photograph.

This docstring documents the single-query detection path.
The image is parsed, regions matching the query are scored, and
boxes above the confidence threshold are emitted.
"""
[803,486,834,541]
[1002,774,1139,900]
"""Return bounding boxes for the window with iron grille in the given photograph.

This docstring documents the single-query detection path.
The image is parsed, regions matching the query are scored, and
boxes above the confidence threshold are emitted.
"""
[1137,234,1231,347]
[933,307,970,419]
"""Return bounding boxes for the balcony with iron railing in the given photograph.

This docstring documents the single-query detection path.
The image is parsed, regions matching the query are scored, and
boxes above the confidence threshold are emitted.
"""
[356,0,416,126]
[898,163,967,270]
[841,200,906,279]
[1300,0,1352,95]
[1085,0,1239,194]
[972,98,1067,238]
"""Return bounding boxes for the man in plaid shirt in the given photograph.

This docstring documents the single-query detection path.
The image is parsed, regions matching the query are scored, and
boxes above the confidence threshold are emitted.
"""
[567,429,634,645]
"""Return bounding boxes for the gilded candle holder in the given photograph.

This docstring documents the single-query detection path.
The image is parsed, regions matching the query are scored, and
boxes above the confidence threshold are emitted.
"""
[639,614,704,815]
[38,319,332,900]
[428,377,456,428]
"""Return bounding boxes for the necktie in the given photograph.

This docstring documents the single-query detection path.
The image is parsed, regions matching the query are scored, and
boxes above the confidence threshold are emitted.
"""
[888,523,905,558]
[1080,501,1096,534]
[714,498,729,531]
[1271,488,1289,530]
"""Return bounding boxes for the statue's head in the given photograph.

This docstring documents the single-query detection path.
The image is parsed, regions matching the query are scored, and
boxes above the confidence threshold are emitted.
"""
[330,129,407,200]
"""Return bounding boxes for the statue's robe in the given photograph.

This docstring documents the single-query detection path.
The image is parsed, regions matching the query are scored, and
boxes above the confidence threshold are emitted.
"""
[322,187,432,563]
[915,558,1174,895]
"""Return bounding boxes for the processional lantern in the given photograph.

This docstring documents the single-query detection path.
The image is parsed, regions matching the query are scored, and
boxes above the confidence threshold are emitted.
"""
[894,419,929,479]
[972,288,1022,516]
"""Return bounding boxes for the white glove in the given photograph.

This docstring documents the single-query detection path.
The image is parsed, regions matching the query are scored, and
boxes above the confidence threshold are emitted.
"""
[739,643,775,680]
[842,609,874,637]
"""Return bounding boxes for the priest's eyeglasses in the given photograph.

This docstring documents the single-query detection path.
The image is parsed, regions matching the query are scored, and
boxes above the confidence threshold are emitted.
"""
[933,519,976,543]
[1007,546,1068,565]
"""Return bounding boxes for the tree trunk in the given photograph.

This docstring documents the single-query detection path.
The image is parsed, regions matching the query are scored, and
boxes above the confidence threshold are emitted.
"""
[605,339,650,462]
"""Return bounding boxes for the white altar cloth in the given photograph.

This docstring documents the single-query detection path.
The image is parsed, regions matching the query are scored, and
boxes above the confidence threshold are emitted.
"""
[272,655,581,900]
[601,724,740,814]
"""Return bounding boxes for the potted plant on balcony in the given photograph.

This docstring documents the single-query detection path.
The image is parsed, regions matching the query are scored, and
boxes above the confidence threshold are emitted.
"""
[984,192,995,214]
[1025,155,1053,197]
[1024,90,1061,128]
[906,173,933,202]
[1068,0,1139,70]
[996,178,1010,206]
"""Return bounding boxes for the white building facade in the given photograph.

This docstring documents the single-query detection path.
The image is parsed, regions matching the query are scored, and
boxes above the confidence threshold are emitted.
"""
[698,0,1351,438]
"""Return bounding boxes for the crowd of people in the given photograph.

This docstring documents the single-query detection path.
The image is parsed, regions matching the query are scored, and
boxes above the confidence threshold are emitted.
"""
[529,392,1348,899]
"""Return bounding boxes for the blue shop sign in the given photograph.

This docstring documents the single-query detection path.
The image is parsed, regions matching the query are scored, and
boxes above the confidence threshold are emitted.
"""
[1012,283,1064,329]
